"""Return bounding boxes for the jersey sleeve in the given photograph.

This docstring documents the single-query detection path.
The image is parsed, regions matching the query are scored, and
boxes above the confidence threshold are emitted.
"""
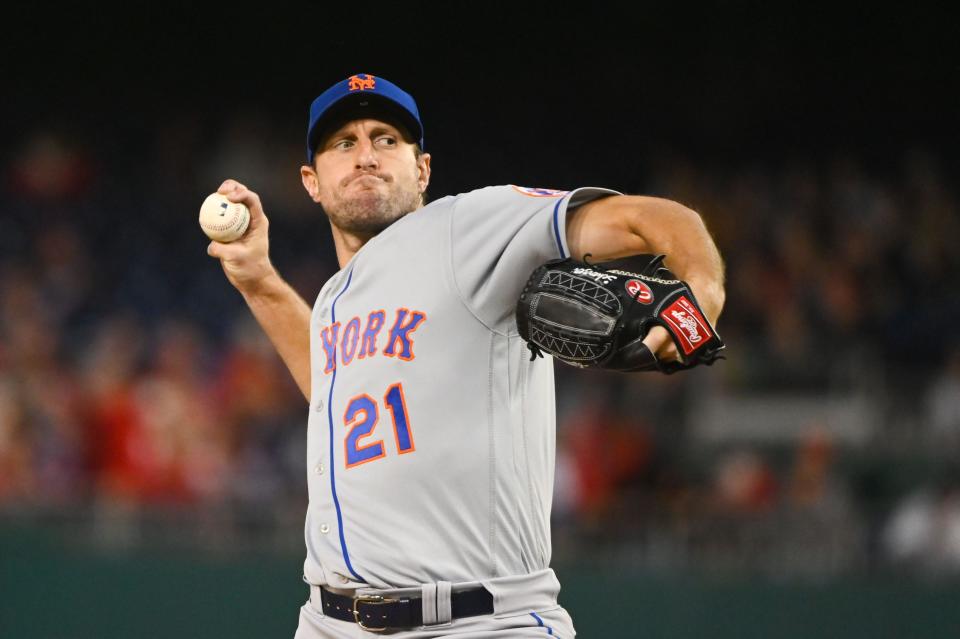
[449,184,621,331]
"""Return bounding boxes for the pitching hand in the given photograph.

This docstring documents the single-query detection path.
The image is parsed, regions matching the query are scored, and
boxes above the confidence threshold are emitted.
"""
[206,179,276,294]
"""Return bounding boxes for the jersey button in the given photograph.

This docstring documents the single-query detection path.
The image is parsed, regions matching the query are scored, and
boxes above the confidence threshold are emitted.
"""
[320,523,330,534]
[315,399,324,412]
[314,462,325,475]
[338,575,349,584]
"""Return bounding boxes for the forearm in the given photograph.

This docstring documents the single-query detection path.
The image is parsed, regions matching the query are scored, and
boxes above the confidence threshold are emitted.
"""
[568,195,726,324]
[241,272,313,402]
[623,197,726,324]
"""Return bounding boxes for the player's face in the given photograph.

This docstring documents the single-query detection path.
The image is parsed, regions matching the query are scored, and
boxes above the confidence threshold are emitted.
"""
[301,118,431,236]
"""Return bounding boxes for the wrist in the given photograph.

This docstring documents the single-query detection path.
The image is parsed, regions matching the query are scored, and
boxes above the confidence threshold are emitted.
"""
[686,277,725,325]
[238,266,285,300]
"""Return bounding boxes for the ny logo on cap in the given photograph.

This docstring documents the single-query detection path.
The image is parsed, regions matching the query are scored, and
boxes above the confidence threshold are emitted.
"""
[348,74,376,91]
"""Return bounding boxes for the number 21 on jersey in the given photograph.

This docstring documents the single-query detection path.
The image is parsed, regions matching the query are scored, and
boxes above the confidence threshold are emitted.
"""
[344,382,414,468]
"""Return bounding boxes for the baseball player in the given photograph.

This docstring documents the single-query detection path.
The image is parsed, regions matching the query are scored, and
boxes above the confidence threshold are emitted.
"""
[206,73,725,637]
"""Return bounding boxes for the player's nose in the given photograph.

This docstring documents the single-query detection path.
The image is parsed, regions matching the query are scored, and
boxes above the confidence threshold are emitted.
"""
[353,138,380,169]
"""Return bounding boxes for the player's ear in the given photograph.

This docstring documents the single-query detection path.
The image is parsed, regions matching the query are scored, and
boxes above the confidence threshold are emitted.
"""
[416,152,431,194]
[300,165,322,202]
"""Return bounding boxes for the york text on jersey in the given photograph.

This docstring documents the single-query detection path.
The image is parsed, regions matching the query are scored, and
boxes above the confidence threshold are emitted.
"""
[319,307,427,374]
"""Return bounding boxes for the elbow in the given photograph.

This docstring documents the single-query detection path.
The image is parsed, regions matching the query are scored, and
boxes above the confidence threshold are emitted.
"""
[621,196,725,319]
[666,198,706,228]
[620,196,709,253]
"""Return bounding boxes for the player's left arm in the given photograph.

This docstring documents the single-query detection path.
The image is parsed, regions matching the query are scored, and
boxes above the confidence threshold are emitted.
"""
[566,195,725,324]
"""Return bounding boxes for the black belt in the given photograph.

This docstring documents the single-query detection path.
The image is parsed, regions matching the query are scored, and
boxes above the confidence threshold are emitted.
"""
[318,584,493,632]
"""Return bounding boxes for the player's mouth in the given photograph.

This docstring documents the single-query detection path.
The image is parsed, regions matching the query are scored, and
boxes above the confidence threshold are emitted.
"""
[346,173,388,187]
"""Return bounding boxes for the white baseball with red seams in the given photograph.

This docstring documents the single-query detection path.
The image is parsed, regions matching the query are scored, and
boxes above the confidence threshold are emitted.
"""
[198,192,250,242]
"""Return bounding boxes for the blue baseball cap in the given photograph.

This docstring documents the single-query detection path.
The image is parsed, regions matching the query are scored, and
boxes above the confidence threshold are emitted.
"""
[306,73,424,164]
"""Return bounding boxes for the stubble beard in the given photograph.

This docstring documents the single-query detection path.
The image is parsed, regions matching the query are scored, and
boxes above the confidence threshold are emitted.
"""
[324,180,422,236]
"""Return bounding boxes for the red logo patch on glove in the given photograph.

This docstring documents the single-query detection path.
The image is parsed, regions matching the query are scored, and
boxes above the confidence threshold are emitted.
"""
[660,296,713,355]
[625,279,654,304]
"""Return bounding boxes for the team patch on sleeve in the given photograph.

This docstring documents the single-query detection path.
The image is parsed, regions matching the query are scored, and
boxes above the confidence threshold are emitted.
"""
[511,185,569,197]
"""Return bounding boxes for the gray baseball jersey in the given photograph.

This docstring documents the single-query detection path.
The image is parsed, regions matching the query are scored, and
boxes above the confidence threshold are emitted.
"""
[303,184,618,590]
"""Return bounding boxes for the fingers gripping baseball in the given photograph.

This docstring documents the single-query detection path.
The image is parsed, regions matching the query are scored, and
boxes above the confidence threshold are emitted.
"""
[206,179,275,293]
[218,180,266,229]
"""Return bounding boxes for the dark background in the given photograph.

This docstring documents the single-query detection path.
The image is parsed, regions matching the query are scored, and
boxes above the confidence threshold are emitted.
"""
[5,3,955,179]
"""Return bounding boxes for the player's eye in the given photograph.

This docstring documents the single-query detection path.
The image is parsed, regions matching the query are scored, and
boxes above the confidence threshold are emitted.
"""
[376,136,397,147]
[333,139,353,150]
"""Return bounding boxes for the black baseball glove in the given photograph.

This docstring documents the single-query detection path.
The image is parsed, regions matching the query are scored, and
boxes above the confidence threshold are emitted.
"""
[515,254,725,374]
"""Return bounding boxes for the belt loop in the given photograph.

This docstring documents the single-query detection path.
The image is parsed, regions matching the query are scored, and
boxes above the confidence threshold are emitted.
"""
[420,583,438,625]
[436,581,452,624]
[309,585,324,617]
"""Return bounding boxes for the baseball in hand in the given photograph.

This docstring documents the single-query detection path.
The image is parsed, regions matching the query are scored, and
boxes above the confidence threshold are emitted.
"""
[199,192,250,242]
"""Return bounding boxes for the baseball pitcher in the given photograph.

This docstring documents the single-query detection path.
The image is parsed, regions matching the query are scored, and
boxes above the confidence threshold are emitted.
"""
[206,73,725,637]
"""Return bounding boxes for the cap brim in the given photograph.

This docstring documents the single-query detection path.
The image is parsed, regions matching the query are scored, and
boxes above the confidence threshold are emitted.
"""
[308,93,422,158]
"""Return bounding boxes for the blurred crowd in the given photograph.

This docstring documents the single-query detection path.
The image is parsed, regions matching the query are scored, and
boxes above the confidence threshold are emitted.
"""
[2,125,960,576]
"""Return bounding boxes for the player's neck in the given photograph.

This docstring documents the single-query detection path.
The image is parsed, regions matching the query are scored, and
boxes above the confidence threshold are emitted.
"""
[330,224,375,269]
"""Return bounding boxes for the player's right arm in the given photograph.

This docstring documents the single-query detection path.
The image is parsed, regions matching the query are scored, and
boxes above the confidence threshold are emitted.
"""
[206,180,312,403]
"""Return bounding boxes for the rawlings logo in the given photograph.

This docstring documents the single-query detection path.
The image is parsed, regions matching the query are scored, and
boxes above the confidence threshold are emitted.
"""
[671,309,702,342]
[625,279,654,304]
[660,297,713,355]
[572,267,616,284]
[348,74,376,91]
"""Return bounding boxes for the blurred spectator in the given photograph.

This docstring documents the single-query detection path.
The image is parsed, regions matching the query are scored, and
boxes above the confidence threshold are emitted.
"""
[7,131,94,202]
[883,483,960,575]
[925,349,960,451]
[712,448,778,514]
[560,398,653,524]
[787,426,837,508]
[0,378,34,502]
